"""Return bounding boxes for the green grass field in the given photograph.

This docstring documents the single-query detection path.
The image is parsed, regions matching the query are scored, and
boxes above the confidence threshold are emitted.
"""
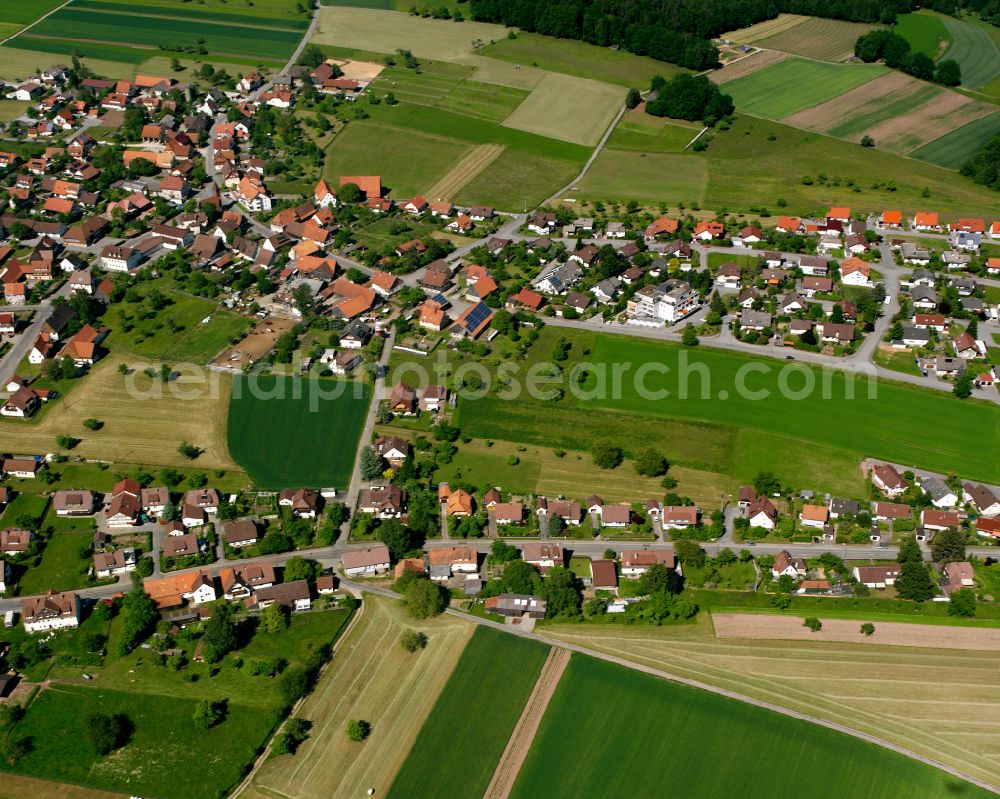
[4,685,275,798]
[895,11,952,58]
[722,57,888,118]
[510,655,995,799]
[323,122,473,198]
[0,0,67,27]
[607,115,702,153]
[388,626,549,799]
[500,72,623,146]
[17,531,92,595]
[481,30,684,87]
[579,334,998,482]
[940,14,1000,89]
[227,374,371,488]
[109,285,251,363]
[912,110,1000,167]
[576,148,707,204]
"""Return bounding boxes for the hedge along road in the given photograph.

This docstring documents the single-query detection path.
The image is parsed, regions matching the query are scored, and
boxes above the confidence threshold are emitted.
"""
[343,577,1000,797]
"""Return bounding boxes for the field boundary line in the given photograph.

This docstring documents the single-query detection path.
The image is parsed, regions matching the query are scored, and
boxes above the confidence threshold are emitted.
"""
[684,127,709,150]
[482,646,570,799]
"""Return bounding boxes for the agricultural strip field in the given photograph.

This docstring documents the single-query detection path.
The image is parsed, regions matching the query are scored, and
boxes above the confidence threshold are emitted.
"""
[323,122,474,199]
[896,11,952,58]
[722,57,889,118]
[424,143,505,200]
[480,30,686,86]
[913,110,1000,168]
[511,652,997,798]
[0,0,66,41]
[500,72,623,146]
[0,358,238,471]
[783,71,995,153]
[388,626,549,799]
[940,13,1000,89]
[731,14,881,62]
[542,622,1000,790]
[240,596,475,799]
[10,0,306,63]
[227,374,371,488]
[579,334,999,482]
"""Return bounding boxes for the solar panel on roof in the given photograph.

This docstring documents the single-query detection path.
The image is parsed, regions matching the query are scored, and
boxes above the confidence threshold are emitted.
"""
[431,292,451,309]
[462,302,492,333]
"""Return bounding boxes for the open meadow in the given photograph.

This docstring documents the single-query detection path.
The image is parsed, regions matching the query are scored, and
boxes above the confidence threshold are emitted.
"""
[896,10,952,58]
[0,358,238,471]
[541,620,1000,790]
[939,13,1000,89]
[388,626,549,799]
[510,653,996,798]
[227,374,371,488]
[725,14,880,62]
[913,110,1000,167]
[240,596,474,799]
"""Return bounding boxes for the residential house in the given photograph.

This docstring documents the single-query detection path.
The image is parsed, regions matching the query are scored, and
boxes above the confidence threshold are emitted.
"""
[22,590,80,633]
[278,487,320,518]
[224,518,260,548]
[853,565,900,588]
[620,550,677,578]
[358,485,407,518]
[919,476,958,508]
[251,580,312,612]
[871,463,907,496]
[52,489,95,516]
[771,550,806,579]
[523,542,564,570]
[342,544,391,577]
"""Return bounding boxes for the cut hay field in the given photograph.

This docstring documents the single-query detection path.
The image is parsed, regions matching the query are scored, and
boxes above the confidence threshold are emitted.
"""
[0,359,238,471]
[521,644,999,796]
[388,626,549,799]
[227,374,370,489]
[710,49,789,83]
[784,71,995,153]
[723,57,889,118]
[541,623,1000,790]
[579,334,998,482]
[500,72,623,146]
[914,110,1000,168]
[727,14,880,62]
[940,13,1000,89]
[896,11,952,58]
[424,143,505,201]
[323,122,473,199]
[239,596,475,799]
[480,30,686,87]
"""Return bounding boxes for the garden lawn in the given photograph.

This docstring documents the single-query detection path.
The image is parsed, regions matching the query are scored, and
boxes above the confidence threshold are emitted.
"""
[17,531,92,595]
[510,655,996,799]
[1,684,275,799]
[913,111,1000,168]
[388,625,548,799]
[580,334,998,482]
[227,374,371,488]
[722,57,888,118]
[895,11,952,58]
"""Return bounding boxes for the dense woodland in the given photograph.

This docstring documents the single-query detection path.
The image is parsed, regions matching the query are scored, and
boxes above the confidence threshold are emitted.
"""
[961,134,1000,190]
[470,0,920,68]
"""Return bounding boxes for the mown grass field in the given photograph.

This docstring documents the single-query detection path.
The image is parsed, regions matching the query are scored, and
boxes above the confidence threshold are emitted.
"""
[511,652,996,798]
[940,13,1000,89]
[576,148,707,204]
[227,374,371,488]
[388,626,549,799]
[722,57,888,118]
[323,122,473,199]
[913,110,1000,167]
[896,10,952,58]
[0,358,238,471]
[740,15,880,62]
[542,620,1000,790]
[481,30,685,86]
[580,334,998,482]
[607,112,701,153]
[500,72,623,146]
[241,596,474,799]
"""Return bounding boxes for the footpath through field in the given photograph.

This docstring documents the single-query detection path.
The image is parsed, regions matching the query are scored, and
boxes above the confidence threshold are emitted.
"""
[483,647,571,799]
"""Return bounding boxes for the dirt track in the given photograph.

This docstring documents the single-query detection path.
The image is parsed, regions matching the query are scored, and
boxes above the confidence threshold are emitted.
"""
[713,613,1000,651]
[425,143,504,201]
[482,646,570,799]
